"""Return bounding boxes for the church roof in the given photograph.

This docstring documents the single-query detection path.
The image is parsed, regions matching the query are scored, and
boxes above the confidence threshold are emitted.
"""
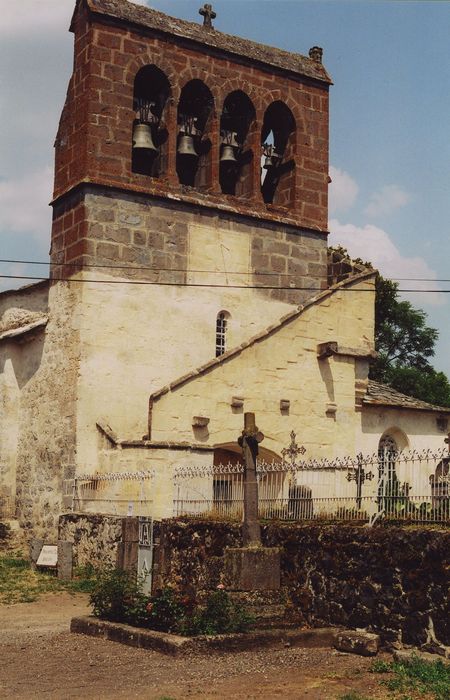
[364,380,450,414]
[76,0,332,85]
[0,317,48,344]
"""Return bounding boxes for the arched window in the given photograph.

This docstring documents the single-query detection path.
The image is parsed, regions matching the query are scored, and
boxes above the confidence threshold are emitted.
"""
[176,80,214,188]
[131,65,170,177]
[215,311,230,357]
[219,91,256,196]
[261,101,296,205]
[378,435,399,515]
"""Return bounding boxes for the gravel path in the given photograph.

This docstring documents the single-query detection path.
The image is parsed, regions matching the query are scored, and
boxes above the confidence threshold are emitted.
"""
[0,593,389,700]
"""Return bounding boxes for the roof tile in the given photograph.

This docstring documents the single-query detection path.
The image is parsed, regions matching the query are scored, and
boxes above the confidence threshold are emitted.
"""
[83,0,332,84]
[364,380,450,413]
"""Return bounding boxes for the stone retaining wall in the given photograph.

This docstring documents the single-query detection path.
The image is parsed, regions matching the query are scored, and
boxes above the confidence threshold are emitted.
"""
[0,521,10,549]
[58,515,449,647]
[58,513,123,568]
[155,520,450,648]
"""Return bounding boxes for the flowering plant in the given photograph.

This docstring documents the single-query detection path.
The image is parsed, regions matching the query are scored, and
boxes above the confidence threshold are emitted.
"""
[90,571,253,636]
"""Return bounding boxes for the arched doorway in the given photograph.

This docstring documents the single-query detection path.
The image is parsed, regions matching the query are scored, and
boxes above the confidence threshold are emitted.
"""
[213,443,298,519]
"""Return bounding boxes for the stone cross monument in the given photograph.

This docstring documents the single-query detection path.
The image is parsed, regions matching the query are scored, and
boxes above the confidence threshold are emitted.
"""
[238,412,264,546]
[223,412,281,591]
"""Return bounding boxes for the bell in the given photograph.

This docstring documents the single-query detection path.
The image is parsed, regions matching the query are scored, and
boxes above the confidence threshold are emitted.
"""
[177,134,198,157]
[265,153,281,169]
[220,145,237,163]
[132,123,157,152]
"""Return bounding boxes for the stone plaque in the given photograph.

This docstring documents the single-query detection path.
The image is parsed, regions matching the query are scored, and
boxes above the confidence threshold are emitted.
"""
[138,517,153,595]
[36,545,58,567]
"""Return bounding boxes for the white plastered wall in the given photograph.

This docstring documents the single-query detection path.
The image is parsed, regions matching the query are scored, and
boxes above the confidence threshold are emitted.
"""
[74,216,295,471]
[359,405,449,501]
[149,278,376,461]
[359,405,447,454]
[0,355,20,510]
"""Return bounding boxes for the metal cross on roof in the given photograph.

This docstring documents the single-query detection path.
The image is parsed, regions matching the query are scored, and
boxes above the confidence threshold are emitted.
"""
[199,3,216,28]
[281,430,306,469]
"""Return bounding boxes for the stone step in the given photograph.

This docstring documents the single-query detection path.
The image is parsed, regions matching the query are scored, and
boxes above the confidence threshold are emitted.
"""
[249,604,288,629]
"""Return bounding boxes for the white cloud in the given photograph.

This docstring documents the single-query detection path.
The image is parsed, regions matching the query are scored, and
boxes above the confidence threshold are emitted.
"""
[0,1,75,37]
[328,166,359,214]
[0,167,53,242]
[364,184,410,218]
[328,218,444,307]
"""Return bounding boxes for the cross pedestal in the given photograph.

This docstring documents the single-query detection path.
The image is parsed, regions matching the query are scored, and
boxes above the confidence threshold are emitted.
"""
[224,412,281,591]
[224,545,281,591]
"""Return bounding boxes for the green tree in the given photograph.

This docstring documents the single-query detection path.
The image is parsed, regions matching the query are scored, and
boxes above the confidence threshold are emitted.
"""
[370,274,450,407]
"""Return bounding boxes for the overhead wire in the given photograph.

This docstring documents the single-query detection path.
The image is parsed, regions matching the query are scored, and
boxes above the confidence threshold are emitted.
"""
[0,273,449,293]
[0,258,449,283]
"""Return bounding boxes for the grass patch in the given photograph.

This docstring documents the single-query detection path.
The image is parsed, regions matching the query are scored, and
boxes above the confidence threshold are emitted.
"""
[371,655,450,700]
[0,554,96,604]
[338,692,375,700]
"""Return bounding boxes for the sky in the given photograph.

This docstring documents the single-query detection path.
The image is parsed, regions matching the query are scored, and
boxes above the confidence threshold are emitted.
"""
[0,0,449,375]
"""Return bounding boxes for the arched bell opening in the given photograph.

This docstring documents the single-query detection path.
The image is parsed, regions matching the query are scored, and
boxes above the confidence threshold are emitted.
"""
[261,101,296,205]
[131,65,171,177]
[176,79,214,188]
[219,91,256,196]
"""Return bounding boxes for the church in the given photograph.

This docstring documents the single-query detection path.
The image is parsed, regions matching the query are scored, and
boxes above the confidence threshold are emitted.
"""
[1,0,448,539]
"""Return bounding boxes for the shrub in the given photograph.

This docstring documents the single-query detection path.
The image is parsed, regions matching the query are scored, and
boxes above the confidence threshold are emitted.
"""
[182,589,254,635]
[89,567,148,626]
[90,570,254,636]
[145,587,186,632]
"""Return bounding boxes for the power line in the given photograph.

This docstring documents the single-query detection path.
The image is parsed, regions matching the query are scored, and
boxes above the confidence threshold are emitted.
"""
[0,258,449,283]
[1,273,449,293]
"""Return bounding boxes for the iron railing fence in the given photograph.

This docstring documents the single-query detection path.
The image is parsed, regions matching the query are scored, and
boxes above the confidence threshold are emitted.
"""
[72,470,155,517]
[173,448,450,524]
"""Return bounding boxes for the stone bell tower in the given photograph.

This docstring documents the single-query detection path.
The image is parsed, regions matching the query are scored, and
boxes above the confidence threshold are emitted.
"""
[48,0,333,466]
[51,0,331,293]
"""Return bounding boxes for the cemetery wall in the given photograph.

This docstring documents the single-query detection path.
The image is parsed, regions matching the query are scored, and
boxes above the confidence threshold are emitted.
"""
[0,522,10,548]
[58,513,123,567]
[154,520,450,648]
[58,514,449,646]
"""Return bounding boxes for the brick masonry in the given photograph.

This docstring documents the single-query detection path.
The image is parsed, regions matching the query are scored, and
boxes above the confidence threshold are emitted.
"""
[52,0,330,273]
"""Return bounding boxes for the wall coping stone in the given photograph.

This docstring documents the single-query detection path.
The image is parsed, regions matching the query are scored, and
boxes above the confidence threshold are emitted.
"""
[71,615,339,655]
[72,0,332,85]
[51,181,331,235]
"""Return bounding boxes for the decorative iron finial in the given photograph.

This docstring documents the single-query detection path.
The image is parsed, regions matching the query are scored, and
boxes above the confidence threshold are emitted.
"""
[199,3,216,29]
[309,46,323,63]
[281,431,306,469]
[445,432,450,453]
